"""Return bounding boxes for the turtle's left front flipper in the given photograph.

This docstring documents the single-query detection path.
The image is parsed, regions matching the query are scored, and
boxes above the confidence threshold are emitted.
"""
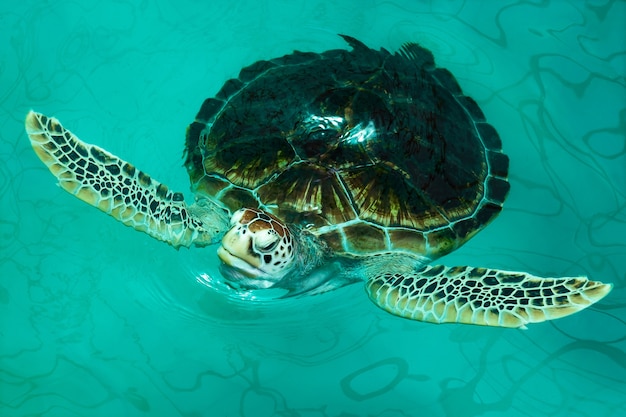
[25,111,228,248]
[365,261,612,328]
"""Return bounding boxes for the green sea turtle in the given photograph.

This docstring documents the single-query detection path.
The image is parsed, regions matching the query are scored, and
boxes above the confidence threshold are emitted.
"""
[25,35,611,328]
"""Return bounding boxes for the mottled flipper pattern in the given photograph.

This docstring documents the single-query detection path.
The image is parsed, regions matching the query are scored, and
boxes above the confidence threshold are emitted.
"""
[366,264,612,328]
[25,111,225,248]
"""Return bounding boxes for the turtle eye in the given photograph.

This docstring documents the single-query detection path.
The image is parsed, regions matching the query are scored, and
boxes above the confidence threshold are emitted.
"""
[255,231,280,253]
[259,240,279,252]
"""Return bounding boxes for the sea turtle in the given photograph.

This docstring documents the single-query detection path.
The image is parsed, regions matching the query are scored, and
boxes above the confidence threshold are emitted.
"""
[25,35,611,328]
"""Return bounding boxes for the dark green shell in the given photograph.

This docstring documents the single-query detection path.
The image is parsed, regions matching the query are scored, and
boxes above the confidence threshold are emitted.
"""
[184,35,509,259]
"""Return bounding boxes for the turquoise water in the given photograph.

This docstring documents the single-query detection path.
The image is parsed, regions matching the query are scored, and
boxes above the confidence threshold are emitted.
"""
[1,0,625,416]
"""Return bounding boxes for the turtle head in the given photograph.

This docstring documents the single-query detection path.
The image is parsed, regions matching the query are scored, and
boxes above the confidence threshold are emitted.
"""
[217,208,295,288]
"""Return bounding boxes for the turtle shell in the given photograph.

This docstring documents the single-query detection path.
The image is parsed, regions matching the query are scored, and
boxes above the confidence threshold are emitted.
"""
[184,35,509,260]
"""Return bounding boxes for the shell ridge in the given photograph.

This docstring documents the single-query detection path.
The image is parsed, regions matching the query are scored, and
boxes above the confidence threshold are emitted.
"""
[397,42,435,70]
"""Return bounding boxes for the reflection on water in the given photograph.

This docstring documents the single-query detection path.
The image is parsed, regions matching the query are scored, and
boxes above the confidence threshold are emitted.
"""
[1,0,625,416]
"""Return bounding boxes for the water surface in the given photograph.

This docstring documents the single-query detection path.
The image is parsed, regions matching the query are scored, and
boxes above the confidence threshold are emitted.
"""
[1,1,625,416]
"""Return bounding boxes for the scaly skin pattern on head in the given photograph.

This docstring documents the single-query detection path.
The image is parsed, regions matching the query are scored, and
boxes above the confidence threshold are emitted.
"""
[218,208,295,279]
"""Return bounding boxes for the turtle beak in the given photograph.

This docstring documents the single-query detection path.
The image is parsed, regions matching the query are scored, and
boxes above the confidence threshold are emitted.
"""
[221,226,262,263]
[217,226,265,278]
[217,245,263,278]
[217,245,280,290]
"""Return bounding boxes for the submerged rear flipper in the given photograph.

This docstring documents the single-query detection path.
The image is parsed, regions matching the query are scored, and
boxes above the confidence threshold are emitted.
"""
[25,111,228,248]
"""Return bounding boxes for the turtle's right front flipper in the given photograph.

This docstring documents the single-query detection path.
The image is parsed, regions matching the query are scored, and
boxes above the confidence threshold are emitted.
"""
[25,111,228,248]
